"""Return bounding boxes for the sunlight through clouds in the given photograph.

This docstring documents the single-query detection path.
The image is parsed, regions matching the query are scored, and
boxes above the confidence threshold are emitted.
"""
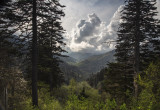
[61,0,160,53]
[64,6,123,53]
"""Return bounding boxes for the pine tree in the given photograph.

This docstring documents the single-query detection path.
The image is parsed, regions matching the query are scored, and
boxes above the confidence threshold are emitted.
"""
[1,0,66,106]
[0,0,66,106]
[36,1,66,91]
[103,63,133,104]
[0,1,25,109]
[115,0,160,98]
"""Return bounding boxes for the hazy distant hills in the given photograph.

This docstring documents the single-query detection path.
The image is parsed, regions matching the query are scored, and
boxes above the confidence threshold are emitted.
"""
[60,56,77,64]
[60,62,86,83]
[60,50,115,81]
[68,52,98,62]
[76,50,115,74]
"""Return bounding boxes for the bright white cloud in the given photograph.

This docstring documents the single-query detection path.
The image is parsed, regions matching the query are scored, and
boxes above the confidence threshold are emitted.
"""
[60,0,123,32]
[64,6,123,53]
[62,0,160,54]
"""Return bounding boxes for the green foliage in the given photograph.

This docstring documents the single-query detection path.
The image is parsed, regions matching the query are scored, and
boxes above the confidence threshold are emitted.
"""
[151,103,160,110]
[64,79,120,110]
[138,90,155,110]
[105,99,117,110]
[68,78,78,94]
[120,103,127,110]
[103,63,133,105]
[38,84,63,110]
[15,84,63,110]
[65,94,92,110]
[20,97,62,110]
[12,78,158,110]
[51,85,69,104]
[2,61,160,110]
[65,94,118,110]
[130,61,160,110]
[88,67,107,88]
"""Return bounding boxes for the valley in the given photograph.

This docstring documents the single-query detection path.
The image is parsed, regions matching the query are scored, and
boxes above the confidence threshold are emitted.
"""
[60,50,115,82]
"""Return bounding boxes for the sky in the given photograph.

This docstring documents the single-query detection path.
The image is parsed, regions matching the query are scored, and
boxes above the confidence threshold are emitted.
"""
[60,0,160,54]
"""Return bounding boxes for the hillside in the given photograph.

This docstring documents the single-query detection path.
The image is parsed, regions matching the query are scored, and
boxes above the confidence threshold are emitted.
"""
[60,50,115,80]
[68,52,97,62]
[60,56,77,64]
[77,50,115,74]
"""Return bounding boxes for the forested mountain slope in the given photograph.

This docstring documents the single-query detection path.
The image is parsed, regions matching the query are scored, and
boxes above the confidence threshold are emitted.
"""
[60,50,115,80]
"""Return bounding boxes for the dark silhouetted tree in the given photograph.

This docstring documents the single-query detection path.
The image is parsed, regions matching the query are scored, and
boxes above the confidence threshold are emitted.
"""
[115,0,160,98]
[0,0,66,106]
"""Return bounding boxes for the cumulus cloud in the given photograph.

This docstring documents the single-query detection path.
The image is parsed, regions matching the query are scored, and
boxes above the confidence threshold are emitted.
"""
[65,6,123,53]
[60,0,123,32]
[74,13,101,43]
[64,0,160,54]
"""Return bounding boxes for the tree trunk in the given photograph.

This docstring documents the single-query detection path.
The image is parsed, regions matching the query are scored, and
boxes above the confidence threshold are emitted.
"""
[134,0,140,99]
[9,85,15,110]
[49,72,53,96]
[4,87,8,110]
[32,0,38,106]
[134,29,140,99]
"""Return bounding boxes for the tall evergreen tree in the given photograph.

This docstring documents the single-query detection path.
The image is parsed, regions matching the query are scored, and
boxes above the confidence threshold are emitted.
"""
[36,1,66,91]
[0,1,25,109]
[115,0,160,98]
[103,63,133,104]
[1,0,66,106]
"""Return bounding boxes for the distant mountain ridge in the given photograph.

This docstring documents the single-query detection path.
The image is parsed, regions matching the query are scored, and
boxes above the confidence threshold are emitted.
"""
[76,50,115,74]
[68,52,98,62]
[60,56,77,64]
[60,50,115,81]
